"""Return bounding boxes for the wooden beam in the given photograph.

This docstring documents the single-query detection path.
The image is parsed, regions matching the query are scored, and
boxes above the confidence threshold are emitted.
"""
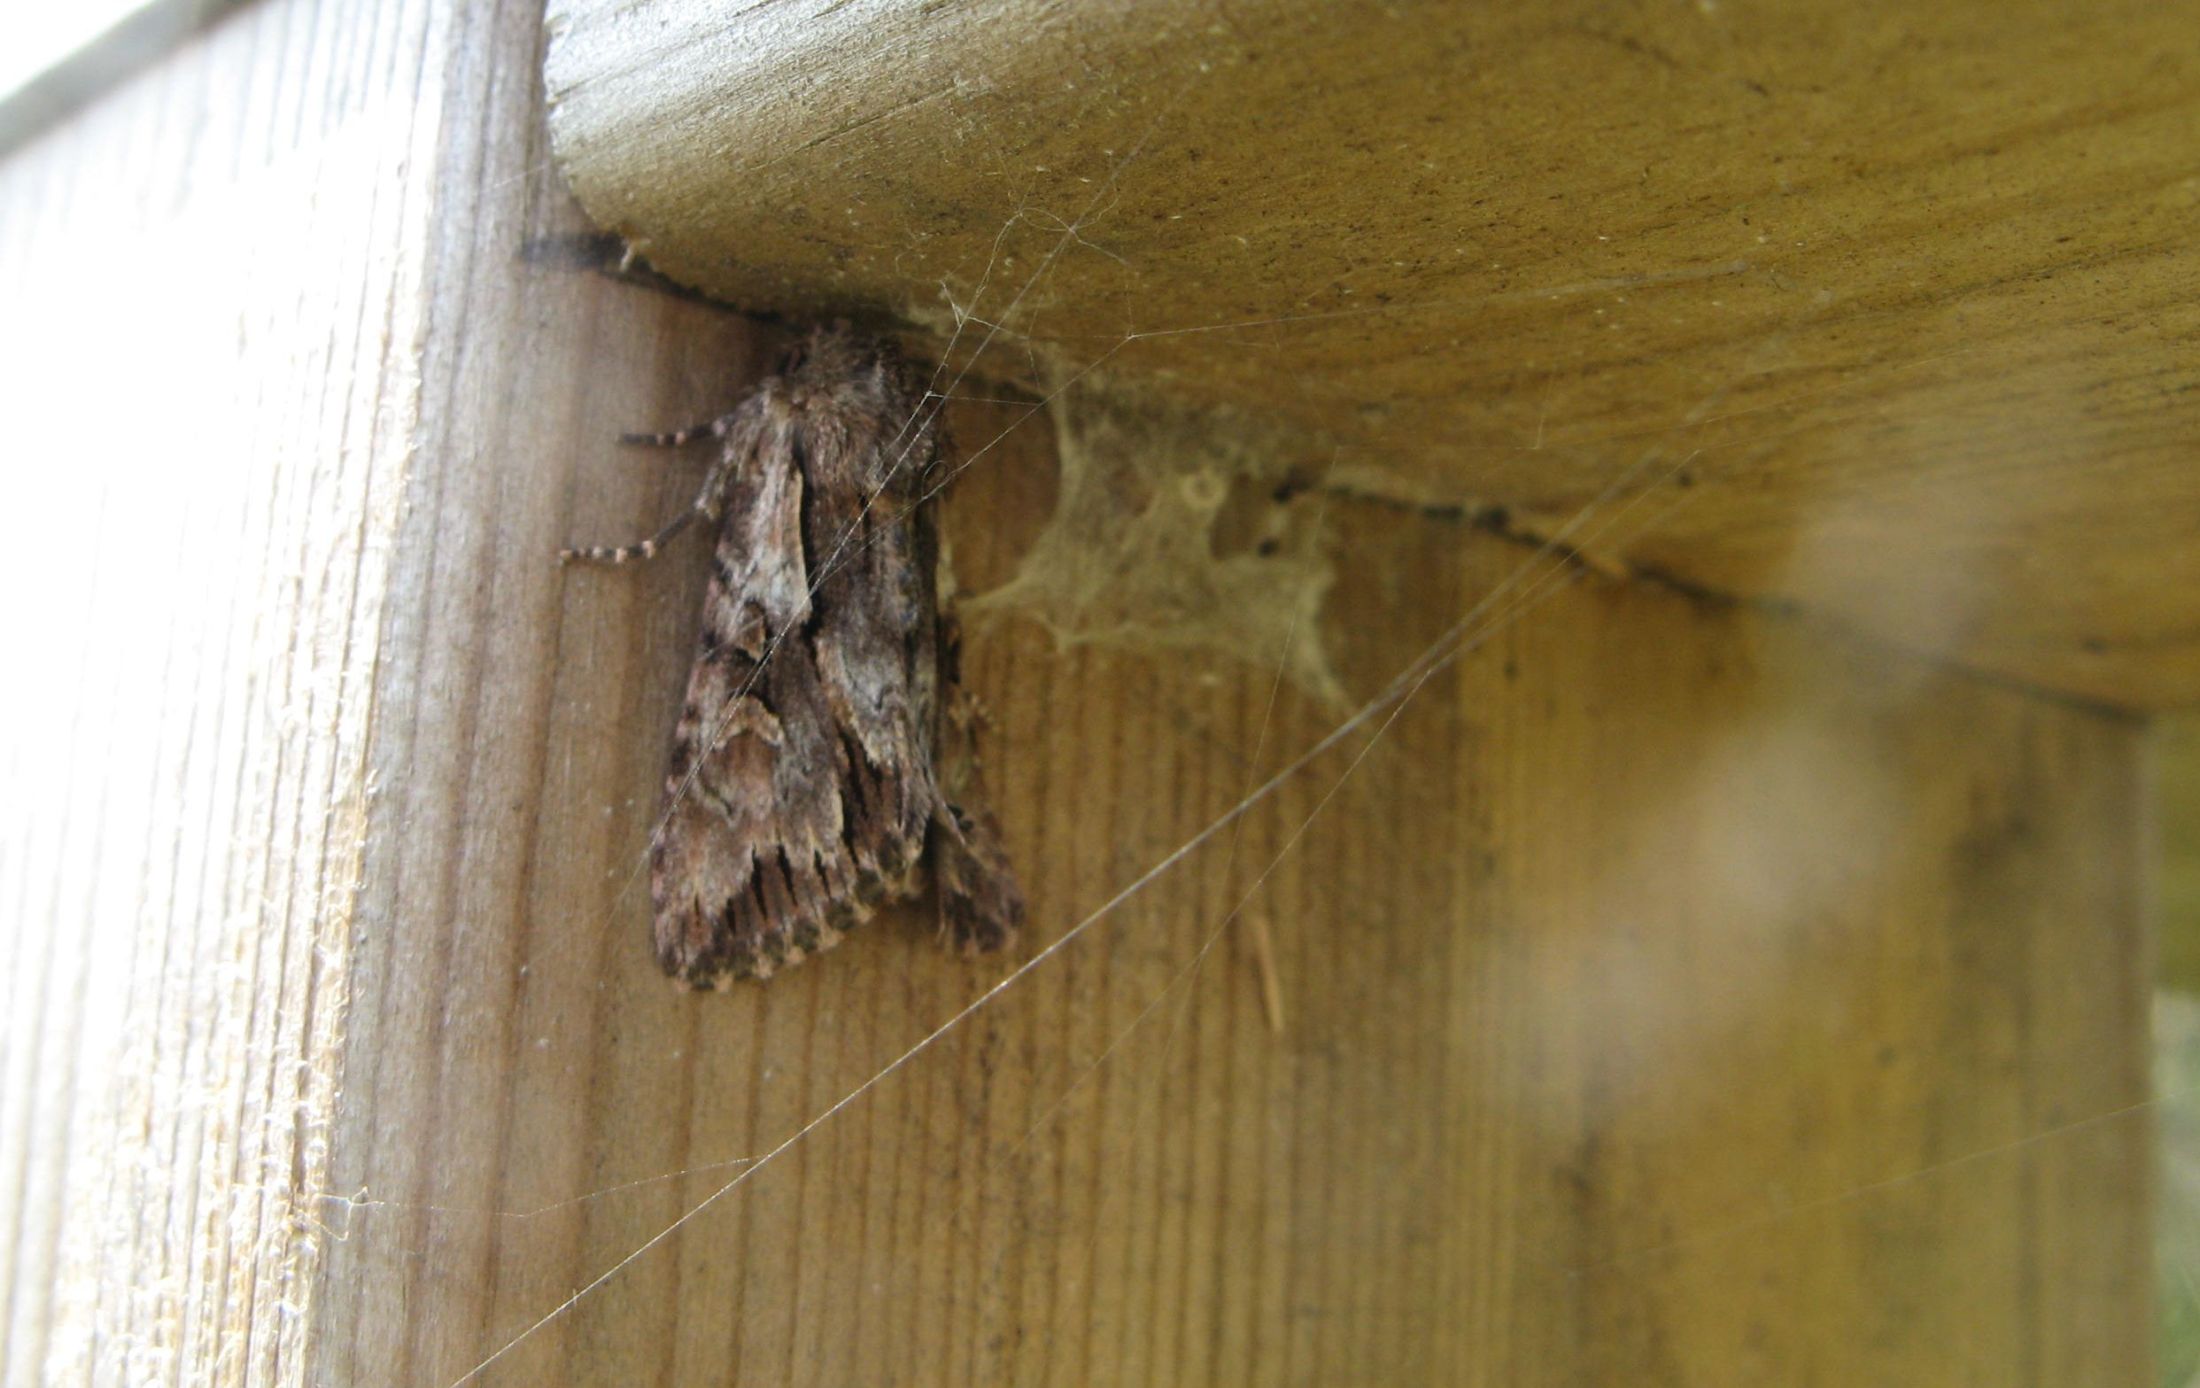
[0,0,2155,1383]
[545,0,2200,709]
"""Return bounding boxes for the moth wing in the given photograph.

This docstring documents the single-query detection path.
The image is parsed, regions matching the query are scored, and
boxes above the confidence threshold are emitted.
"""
[651,433,872,984]
[928,674,1024,953]
[646,330,1020,984]
[801,391,939,887]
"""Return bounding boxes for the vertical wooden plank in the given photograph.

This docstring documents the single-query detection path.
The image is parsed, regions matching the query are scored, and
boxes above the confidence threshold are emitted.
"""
[0,0,444,1381]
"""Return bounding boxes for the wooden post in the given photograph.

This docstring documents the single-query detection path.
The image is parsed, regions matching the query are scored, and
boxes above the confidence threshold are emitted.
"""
[0,0,2158,1384]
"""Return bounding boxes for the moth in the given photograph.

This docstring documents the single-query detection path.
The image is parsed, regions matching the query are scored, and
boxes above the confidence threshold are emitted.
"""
[562,327,1023,985]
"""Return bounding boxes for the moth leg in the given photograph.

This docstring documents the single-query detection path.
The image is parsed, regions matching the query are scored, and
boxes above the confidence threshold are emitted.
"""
[619,418,729,448]
[562,412,743,563]
[558,506,700,565]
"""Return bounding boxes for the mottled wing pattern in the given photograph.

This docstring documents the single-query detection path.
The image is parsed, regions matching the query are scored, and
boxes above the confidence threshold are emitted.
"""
[645,329,1023,985]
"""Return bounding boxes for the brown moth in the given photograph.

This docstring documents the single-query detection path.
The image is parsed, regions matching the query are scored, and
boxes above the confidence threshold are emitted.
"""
[562,326,1022,985]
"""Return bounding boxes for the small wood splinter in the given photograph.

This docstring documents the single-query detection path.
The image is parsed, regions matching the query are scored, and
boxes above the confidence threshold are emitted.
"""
[562,327,1024,985]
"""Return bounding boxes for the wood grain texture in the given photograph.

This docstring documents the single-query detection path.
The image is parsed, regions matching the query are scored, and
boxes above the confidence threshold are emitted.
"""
[546,0,2200,710]
[312,384,2155,1386]
[0,0,448,1381]
[0,0,2155,1384]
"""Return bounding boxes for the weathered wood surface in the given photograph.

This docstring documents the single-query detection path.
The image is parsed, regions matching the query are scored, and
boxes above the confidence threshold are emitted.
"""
[0,0,2157,1385]
[547,0,2200,711]
[0,0,449,1380]
[321,377,2155,1386]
